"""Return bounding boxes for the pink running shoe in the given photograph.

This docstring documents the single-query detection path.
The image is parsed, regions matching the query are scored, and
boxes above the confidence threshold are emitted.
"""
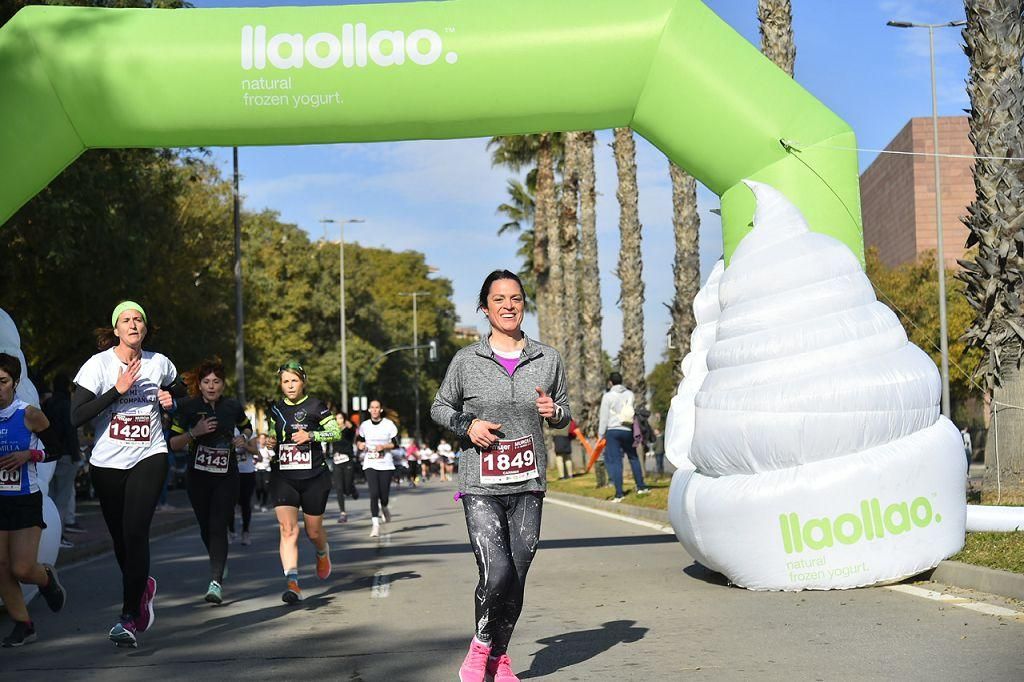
[136,576,157,632]
[458,638,491,682]
[487,654,520,682]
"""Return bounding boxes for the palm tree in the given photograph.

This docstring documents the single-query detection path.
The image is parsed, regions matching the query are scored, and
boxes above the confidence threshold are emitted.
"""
[578,131,605,435]
[495,176,537,308]
[758,0,796,77]
[613,127,647,412]
[488,134,561,343]
[668,163,701,384]
[558,132,584,413]
[960,0,1024,503]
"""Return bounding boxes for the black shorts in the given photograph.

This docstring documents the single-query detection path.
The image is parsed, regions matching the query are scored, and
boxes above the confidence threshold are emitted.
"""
[0,491,45,531]
[271,471,332,515]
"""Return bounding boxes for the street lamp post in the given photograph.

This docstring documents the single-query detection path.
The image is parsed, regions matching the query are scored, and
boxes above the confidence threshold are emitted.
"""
[399,291,430,442]
[232,147,246,404]
[319,217,365,413]
[886,19,965,419]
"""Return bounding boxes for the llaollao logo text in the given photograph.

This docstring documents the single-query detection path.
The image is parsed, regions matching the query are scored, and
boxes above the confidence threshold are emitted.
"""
[779,496,941,554]
[241,24,459,70]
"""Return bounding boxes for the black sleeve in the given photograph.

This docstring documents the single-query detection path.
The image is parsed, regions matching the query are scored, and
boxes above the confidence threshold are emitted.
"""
[71,385,120,427]
[162,376,189,399]
[35,426,63,462]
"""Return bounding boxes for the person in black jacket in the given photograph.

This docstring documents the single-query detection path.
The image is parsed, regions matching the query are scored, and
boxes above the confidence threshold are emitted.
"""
[43,374,81,536]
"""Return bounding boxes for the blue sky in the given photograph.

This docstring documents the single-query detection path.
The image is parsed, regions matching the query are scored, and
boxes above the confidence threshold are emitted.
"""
[192,0,970,370]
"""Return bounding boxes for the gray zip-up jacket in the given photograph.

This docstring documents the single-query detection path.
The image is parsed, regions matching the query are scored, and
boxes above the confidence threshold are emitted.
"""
[430,334,571,495]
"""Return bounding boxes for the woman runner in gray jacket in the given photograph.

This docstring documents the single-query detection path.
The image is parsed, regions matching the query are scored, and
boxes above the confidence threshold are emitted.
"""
[431,270,570,682]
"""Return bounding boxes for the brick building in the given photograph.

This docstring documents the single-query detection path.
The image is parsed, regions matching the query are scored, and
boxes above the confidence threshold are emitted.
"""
[860,116,976,268]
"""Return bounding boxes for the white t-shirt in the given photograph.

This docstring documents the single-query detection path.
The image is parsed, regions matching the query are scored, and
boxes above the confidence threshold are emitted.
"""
[235,428,255,474]
[256,446,274,471]
[437,441,454,463]
[358,418,398,471]
[74,348,177,470]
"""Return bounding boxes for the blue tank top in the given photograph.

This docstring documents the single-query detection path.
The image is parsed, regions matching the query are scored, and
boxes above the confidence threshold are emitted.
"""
[0,399,37,496]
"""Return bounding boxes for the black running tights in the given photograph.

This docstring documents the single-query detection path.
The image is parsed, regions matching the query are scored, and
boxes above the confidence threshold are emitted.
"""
[90,453,168,619]
[186,468,238,582]
[462,492,543,657]
[230,472,256,533]
[332,460,355,513]
[365,468,392,518]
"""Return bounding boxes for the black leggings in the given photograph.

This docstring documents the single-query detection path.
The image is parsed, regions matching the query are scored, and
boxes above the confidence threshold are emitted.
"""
[186,467,238,582]
[230,473,256,533]
[365,468,392,518]
[463,493,543,657]
[256,471,270,508]
[90,453,168,619]
[332,460,355,513]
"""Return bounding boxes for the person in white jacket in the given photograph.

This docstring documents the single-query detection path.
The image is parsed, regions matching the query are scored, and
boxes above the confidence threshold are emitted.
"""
[597,372,650,502]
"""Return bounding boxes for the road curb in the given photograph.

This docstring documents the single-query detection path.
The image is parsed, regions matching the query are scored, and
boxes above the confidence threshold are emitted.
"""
[55,515,196,569]
[547,490,1024,601]
[920,560,1024,602]
[546,490,670,526]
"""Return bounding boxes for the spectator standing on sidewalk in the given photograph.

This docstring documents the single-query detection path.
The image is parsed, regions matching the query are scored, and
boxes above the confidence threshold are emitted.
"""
[43,374,83,539]
[551,422,574,480]
[597,372,650,502]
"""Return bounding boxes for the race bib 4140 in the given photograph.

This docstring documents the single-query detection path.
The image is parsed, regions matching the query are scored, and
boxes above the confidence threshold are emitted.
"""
[279,443,312,471]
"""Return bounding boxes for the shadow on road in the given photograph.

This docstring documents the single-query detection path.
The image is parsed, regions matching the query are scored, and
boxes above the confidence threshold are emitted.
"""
[519,619,648,679]
[682,562,733,588]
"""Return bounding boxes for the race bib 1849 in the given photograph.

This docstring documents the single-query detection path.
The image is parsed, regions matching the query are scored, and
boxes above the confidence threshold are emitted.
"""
[109,414,151,447]
[279,443,312,471]
[480,435,538,485]
[194,444,230,474]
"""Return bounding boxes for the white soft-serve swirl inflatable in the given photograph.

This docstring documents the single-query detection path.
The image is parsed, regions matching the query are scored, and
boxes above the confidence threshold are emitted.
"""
[666,181,967,591]
[0,308,62,604]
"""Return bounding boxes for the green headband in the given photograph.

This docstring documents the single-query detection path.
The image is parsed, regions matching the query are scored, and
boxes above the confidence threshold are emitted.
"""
[111,301,147,327]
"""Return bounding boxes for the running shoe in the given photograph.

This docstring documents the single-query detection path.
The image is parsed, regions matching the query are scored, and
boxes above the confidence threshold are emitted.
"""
[282,578,303,604]
[381,506,391,523]
[59,536,74,549]
[64,522,86,534]
[337,512,348,524]
[316,545,332,580]
[488,654,520,682]
[369,524,380,538]
[39,565,66,612]
[136,576,157,632]
[229,531,238,544]
[109,618,138,648]
[458,638,491,682]
[2,621,36,648]
[241,532,251,546]
[611,497,624,503]
[636,488,651,496]
[205,581,223,605]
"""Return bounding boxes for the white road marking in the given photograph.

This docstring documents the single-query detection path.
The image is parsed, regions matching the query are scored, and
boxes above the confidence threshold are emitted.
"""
[549,496,1024,622]
[885,584,1023,620]
[545,496,675,535]
[371,571,390,599]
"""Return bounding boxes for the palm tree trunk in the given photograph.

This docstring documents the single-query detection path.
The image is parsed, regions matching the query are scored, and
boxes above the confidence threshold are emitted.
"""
[758,0,795,76]
[533,133,556,343]
[961,0,1024,503]
[613,127,647,413]
[669,163,701,384]
[578,131,604,436]
[559,132,584,413]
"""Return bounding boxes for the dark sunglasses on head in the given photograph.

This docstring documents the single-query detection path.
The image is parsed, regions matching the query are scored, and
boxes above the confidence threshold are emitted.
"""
[278,361,306,378]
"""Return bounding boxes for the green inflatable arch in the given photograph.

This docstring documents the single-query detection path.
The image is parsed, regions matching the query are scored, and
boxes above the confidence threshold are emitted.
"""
[0,1,862,261]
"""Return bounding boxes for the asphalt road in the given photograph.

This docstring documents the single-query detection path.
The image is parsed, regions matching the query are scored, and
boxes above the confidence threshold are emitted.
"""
[2,481,1022,680]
